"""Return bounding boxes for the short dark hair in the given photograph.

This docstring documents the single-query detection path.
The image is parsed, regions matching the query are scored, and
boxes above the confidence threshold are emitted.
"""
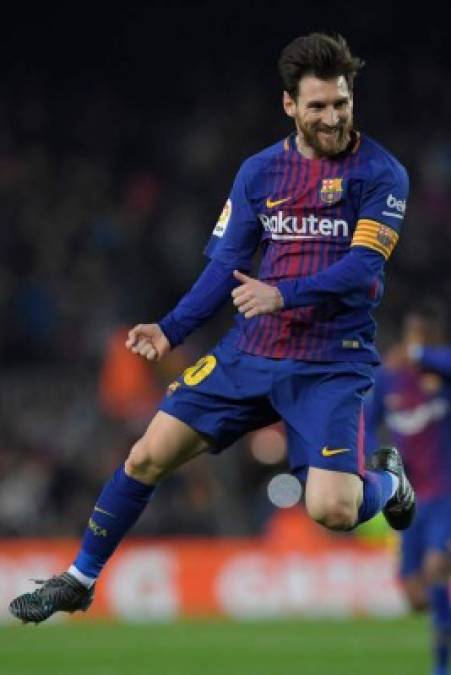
[278,32,365,99]
[406,297,448,328]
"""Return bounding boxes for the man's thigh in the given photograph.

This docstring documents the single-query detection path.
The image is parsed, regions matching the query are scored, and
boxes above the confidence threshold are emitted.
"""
[399,503,426,579]
[126,410,212,483]
[159,343,280,452]
[272,361,373,480]
[400,528,424,579]
[140,410,211,466]
[423,497,451,567]
[399,498,451,580]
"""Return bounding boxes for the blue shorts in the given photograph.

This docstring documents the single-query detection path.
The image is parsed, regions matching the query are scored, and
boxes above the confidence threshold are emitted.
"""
[159,342,373,479]
[399,496,451,578]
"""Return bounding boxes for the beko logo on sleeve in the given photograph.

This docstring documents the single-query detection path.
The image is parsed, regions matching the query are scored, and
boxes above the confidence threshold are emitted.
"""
[381,193,406,221]
[386,194,406,213]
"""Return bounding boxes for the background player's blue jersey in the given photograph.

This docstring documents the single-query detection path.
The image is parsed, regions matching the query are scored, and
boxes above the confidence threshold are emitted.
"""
[205,132,409,362]
[365,350,451,499]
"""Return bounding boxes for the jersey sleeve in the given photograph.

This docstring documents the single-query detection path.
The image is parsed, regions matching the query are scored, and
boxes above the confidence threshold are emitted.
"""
[351,160,409,260]
[158,259,237,347]
[204,159,262,269]
[415,346,451,378]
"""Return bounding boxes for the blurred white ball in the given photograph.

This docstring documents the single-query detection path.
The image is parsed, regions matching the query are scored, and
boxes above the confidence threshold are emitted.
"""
[267,473,302,508]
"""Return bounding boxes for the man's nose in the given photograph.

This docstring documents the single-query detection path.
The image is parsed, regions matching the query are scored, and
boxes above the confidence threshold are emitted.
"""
[323,107,340,126]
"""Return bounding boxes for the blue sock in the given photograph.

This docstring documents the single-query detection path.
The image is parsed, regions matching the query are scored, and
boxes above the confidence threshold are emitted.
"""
[72,466,155,580]
[356,470,395,525]
[429,584,451,675]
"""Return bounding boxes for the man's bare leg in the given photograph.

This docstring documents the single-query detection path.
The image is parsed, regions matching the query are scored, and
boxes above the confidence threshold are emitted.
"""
[9,411,210,623]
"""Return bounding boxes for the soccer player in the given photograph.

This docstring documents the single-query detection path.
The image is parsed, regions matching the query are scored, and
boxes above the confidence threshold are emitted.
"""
[10,32,415,624]
[366,301,451,675]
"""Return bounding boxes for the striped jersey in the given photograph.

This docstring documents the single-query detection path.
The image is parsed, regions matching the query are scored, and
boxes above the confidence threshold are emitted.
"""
[365,363,451,499]
[205,132,409,362]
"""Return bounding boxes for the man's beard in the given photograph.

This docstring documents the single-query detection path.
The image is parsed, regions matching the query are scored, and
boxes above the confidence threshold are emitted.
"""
[298,119,352,157]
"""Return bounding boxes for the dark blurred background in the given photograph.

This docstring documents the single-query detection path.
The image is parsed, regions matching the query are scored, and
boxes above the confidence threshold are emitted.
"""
[0,3,450,537]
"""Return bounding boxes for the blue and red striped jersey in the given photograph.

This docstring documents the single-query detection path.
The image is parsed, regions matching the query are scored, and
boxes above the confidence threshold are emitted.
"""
[205,132,409,362]
[365,359,451,499]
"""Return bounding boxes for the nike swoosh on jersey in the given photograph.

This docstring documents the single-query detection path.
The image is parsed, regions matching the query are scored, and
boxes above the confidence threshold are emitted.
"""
[94,506,117,518]
[266,196,291,208]
[321,447,351,457]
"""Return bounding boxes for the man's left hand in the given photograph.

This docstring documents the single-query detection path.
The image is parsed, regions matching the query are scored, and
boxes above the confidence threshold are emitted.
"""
[231,270,284,318]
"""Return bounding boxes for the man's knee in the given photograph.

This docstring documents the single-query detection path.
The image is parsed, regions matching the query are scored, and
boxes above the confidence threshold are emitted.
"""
[423,551,451,585]
[406,593,428,612]
[125,435,170,484]
[305,468,361,531]
[124,411,209,484]
[402,577,428,612]
[307,497,358,531]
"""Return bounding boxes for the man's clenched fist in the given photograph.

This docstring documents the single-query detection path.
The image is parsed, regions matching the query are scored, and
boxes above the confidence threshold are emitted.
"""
[125,323,171,361]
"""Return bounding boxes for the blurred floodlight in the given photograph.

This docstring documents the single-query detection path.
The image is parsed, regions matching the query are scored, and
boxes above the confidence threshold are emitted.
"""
[249,427,286,465]
[267,473,302,508]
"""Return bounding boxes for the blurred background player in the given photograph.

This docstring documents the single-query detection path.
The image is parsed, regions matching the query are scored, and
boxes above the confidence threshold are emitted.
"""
[366,300,451,675]
[9,32,415,624]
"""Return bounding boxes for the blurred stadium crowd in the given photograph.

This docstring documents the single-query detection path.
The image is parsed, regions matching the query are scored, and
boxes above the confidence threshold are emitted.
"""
[0,6,450,537]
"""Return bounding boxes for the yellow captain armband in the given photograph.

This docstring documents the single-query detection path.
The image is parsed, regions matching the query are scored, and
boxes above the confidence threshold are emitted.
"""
[350,219,399,260]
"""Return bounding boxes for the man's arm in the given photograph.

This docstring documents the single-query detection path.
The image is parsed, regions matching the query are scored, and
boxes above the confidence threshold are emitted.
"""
[158,259,238,347]
[125,259,238,361]
[232,246,384,317]
[276,245,383,310]
[409,345,451,378]
[159,156,264,345]
[126,157,262,359]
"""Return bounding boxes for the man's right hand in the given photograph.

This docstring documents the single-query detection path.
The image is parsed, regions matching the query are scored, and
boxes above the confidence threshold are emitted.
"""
[125,323,171,361]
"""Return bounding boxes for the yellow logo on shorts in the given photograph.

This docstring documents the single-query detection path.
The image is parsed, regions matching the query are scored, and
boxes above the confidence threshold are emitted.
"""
[321,447,351,457]
[183,355,217,386]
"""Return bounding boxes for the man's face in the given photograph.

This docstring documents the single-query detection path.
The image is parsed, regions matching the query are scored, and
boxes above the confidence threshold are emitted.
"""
[402,315,444,346]
[283,75,353,158]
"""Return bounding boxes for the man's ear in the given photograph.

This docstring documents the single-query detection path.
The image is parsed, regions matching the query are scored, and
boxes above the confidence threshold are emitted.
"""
[283,91,297,118]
